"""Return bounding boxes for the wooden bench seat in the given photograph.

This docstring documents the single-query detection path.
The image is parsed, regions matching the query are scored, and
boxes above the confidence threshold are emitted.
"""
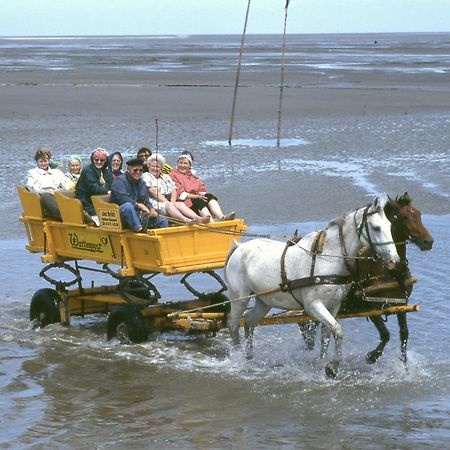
[91,194,124,230]
[17,186,45,252]
[54,190,85,226]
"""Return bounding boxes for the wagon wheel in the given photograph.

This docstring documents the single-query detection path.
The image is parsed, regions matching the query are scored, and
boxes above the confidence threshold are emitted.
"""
[118,276,161,306]
[29,288,61,329]
[107,305,148,344]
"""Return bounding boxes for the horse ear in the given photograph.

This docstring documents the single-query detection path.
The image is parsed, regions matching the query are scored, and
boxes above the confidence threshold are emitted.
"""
[373,193,388,211]
[384,200,395,220]
[397,191,411,207]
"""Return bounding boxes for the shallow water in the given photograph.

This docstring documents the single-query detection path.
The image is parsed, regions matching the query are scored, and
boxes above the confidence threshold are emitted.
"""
[1,214,449,449]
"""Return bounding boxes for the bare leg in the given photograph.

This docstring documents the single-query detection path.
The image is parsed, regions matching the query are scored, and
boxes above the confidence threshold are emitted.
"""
[175,202,209,223]
[206,199,225,219]
[164,203,194,224]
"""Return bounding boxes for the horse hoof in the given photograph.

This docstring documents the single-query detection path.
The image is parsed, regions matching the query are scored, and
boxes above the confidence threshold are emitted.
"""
[366,350,382,364]
[325,363,337,379]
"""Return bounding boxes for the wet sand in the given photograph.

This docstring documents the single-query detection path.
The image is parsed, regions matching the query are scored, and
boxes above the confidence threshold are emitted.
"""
[1,58,450,238]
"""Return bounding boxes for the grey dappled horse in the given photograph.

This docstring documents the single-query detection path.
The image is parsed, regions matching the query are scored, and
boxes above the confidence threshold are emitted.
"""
[225,194,400,378]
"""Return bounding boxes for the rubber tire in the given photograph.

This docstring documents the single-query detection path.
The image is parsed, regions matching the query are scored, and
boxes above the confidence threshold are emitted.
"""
[29,288,61,328]
[107,305,148,344]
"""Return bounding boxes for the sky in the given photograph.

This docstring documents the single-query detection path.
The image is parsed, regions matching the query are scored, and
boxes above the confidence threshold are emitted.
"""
[1,0,449,37]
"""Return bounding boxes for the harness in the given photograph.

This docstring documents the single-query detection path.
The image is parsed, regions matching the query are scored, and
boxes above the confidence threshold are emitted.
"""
[279,206,386,305]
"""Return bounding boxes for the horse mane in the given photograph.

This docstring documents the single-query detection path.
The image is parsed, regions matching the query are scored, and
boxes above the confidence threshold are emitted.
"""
[326,215,344,229]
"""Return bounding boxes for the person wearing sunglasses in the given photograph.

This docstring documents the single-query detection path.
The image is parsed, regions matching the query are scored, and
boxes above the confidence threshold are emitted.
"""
[111,158,168,233]
[75,148,112,226]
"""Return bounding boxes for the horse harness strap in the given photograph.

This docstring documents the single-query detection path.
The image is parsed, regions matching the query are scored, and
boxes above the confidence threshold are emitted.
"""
[280,230,353,298]
[339,221,357,280]
[280,232,301,291]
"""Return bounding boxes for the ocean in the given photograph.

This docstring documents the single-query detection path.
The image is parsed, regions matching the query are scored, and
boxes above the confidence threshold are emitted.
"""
[1,33,449,449]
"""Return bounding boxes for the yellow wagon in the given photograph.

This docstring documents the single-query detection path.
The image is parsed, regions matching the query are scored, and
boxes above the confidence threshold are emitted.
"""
[18,186,247,342]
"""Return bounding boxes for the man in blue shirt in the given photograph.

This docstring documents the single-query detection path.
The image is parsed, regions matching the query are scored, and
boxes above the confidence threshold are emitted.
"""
[111,158,168,232]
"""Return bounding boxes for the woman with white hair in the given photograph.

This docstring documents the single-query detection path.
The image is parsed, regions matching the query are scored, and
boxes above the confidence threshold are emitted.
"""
[142,154,209,225]
[64,155,83,190]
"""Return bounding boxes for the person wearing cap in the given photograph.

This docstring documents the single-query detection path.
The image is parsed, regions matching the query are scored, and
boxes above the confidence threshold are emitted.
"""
[142,154,210,225]
[26,147,69,220]
[169,153,235,222]
[64,155,83,190]
[111,158,168,232]
[75,148,112,226]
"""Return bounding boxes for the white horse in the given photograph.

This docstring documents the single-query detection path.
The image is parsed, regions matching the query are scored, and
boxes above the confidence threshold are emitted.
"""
[224,194,400,378]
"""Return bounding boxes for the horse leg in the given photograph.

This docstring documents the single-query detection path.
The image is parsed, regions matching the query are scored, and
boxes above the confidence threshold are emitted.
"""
[319,323,332,361]
[243,298,270,360]
[366,316,390,364]
[298,321,319,351]
[397,312,409,368]
[307,302,343,379]
[227,296,250,347]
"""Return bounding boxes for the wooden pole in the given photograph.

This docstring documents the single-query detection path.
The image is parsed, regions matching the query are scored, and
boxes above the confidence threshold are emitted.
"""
[228,0,252,146]
[155,118,159,153]
[276,0,290,147]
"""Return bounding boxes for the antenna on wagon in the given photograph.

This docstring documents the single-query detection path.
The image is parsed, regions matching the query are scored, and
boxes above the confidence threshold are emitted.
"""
[155,118,159,154]
[228,0,252,146]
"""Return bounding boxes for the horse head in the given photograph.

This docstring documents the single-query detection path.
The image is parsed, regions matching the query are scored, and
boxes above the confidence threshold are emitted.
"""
[362,193,400,270]
[386,192,434,251]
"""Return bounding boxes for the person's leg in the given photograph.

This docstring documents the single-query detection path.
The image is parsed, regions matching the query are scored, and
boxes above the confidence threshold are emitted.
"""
[40,193,62,220]
[206,199,224,219]
[165,202,193,224]
[175,202,210,223]
[148,215,168,229]
[119,203,142,231]
[190,198,212,220]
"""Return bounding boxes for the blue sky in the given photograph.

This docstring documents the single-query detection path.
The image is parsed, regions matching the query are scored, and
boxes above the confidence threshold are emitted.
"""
[1,0,449,36]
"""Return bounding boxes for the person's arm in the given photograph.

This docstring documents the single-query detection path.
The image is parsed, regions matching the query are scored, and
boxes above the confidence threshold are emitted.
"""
[111,177,135,206]
[26,169,42,192]
[84,167,109,195]
[170,171,189,201]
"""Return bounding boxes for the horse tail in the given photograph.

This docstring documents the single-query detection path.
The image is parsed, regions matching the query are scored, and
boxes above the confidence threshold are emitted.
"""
[224,240,240,278]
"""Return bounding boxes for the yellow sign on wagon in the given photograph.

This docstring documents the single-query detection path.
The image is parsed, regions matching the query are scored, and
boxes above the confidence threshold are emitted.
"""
[65,230,115,259]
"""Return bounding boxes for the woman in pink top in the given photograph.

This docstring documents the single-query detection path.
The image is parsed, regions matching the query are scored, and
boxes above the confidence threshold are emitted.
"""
[169,153,235,222]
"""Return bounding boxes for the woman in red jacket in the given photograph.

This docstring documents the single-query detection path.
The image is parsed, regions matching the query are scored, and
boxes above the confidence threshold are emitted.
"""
[169,153,235,222]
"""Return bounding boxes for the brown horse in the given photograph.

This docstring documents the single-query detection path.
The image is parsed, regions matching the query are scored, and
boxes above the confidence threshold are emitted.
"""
[300,193,434,366]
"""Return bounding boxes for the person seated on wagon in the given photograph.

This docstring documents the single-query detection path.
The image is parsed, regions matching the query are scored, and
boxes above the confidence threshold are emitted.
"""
[107,151,124,179]
[137,147,152,173]
[64,155,82,190]
[169,153,235,222]
[111,158,168,233]
[75,148,112,226]
[26,147,69,220]
[142,154,210,225]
